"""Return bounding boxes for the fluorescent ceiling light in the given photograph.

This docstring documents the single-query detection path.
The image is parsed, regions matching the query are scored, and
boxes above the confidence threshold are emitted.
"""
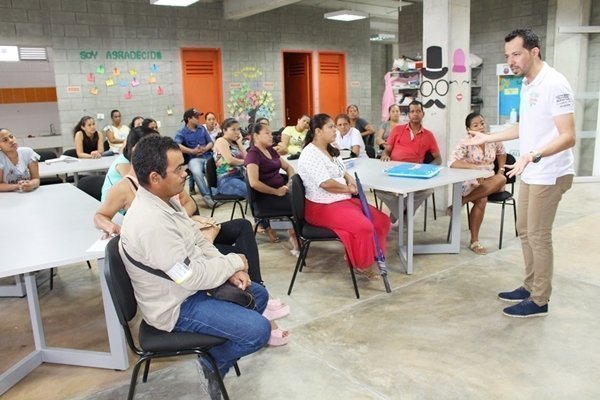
[150,0,199,6]
[324,10,368,22]
[370,33,396,42]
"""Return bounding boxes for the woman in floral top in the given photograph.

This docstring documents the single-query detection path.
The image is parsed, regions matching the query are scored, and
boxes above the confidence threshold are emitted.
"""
[213,118,248,197]
[449,112,507,255]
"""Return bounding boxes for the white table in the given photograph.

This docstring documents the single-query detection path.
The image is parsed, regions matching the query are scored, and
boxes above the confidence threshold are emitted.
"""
[39,155,118,184]
[347,158,491,274]
[0,184,129,396]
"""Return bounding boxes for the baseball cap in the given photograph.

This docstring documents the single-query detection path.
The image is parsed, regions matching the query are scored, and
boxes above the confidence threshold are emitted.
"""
[182,108,203,122]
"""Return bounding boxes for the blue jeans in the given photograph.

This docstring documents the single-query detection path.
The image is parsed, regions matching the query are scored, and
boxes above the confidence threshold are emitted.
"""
[188,157,211,197]
[173,283,270,376]
[217,175,247,198]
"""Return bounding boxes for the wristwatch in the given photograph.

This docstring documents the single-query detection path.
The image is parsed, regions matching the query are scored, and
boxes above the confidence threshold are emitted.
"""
[530,151,542,163]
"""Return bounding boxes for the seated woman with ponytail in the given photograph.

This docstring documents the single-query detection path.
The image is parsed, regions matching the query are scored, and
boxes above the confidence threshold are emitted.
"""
[297,114,391,279]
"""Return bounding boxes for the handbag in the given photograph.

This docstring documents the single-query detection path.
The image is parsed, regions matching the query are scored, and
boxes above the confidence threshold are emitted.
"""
[122,245,255,309]
[191,215,221,243]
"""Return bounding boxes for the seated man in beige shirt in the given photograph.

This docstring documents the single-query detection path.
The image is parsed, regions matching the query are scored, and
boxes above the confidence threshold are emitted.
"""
[119,135,270,399]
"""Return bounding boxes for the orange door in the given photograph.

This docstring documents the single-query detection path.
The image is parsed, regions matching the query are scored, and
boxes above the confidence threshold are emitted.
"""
[181,49,223,121]
[318,52,346,117]
[283,52,313,126]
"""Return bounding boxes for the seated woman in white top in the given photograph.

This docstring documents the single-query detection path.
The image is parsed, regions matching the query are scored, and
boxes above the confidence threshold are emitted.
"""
[334,113,367,158]
[0,128,40,192]
[297,114,390,279]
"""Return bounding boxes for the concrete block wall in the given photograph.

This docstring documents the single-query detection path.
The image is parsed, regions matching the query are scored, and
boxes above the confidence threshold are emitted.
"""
[580,0,600,175]
[370,43,393,126]
[396,0,549,125]
[0,0,372,146]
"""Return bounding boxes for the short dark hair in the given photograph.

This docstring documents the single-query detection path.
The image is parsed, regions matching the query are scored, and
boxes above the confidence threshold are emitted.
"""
[505,28,542,59]
[131,135,180,188]
[465,112,483,128]
[110,109,120,118]
[129,116,143,129]
[334,113,350,124]
[408,100,424,111]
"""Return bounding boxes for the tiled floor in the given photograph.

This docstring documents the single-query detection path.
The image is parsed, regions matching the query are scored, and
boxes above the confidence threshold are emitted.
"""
[1,182,599,399]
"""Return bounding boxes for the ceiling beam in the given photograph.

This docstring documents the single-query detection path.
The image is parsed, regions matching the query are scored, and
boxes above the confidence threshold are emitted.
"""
[223,0,302,20]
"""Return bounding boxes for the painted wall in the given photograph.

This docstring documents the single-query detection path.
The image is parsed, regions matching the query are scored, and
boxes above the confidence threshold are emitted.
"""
[0,0,372,147]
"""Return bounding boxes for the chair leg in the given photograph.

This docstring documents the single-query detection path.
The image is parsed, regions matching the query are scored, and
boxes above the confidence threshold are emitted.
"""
[288,241,309,295]
[233,362,241,377]
[49,267,54,290]
[127,358,146,400]
[239,201,245,219]
[466,203,471,230]
[210,202,217,218]
[512,200,518,237]
[432,192,437,220]
[347,262,360,299]
[142,359,152,383]
[423,198,428,232]
[86,260,92,269]
[499,202,507,249]
[229,202,236,221]
[298,241,311,272]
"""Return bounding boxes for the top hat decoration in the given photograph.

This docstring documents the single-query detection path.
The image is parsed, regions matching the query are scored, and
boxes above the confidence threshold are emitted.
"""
[422,46,448,79]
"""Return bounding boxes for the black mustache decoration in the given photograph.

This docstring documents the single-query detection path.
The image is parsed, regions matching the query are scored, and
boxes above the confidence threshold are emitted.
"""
[423,99,446,109]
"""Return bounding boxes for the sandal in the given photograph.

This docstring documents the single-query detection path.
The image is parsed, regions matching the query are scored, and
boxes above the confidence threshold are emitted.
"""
[469,241,487,255]
[263,302,290,321]
[268,328,290,347]
[355,267,380,281]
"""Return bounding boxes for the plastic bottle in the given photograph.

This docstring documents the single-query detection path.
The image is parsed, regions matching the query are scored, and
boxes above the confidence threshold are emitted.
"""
[509,108,518,124]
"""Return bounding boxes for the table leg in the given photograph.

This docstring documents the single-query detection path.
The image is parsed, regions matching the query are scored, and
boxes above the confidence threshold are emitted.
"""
[406,192,415,274]
[447,182,462,252]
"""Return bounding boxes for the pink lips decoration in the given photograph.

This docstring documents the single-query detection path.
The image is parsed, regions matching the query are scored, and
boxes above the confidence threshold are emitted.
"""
[456,93,464,102]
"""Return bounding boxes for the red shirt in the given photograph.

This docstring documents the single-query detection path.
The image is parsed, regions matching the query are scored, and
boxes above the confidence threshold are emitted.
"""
[386,123,440,163]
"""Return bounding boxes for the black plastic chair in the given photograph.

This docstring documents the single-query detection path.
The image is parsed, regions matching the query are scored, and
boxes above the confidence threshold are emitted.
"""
[103,139,110,152]
[37,150,64,185]
[288,174,360,299]
[63,148,78,158]
[103,236,238,400]
[244,171,294,235]
[205,157,246,220]
[77,175,105,201]
[480,153,518,249]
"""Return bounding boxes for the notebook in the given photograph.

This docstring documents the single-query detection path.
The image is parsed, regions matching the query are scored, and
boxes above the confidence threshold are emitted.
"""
[384,163,442,179]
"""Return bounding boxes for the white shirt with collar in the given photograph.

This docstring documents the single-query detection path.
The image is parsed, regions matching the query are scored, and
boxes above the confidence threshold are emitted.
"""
[335,127,367,158]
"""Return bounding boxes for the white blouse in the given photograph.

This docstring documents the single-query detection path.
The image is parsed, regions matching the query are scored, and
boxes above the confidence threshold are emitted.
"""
[297,143,351,204]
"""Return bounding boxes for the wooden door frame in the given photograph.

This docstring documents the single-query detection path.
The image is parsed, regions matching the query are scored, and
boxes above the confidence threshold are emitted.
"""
[180,47,224,122]
[281,50,314,126]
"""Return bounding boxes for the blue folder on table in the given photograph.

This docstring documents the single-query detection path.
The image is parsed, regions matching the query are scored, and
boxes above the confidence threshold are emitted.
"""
[384,163,442,179]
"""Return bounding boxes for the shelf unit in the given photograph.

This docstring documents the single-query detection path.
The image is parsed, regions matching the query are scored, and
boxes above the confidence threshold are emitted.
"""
[390,69,421,122]
[471,65,483,113]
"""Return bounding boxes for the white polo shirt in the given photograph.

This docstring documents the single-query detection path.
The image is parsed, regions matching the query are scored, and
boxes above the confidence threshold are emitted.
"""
[334,127,367,158]
[519,62,575,185]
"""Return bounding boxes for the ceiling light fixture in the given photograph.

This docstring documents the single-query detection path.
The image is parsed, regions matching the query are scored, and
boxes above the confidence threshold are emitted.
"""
[370,33,396,42]
[149,0,199,6]
[324,10,368,22]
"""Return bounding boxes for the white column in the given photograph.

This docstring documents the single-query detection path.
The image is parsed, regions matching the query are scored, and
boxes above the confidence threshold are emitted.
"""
[422,0,471,206]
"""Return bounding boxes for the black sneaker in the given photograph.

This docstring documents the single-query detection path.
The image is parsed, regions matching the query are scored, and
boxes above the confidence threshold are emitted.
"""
[196,357,222,400]
[498,287,530,303]
[503,299,548,318]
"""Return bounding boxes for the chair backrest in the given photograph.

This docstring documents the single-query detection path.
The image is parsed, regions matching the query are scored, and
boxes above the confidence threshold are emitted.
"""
[104,236,138,325]
[205,156,218,189]
[495,153,517,187]
[289,174,306,234]
[77,175,105,201]
[365,145,376,159]
[37,150,57,162]
[243,170,259,218]
[63,148,78,158]
[423,150,435,164]
[103,140,110,152]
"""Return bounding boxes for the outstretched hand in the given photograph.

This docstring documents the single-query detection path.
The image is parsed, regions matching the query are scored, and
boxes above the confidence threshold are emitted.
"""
[505,153,534,178]
[463,131,488,146]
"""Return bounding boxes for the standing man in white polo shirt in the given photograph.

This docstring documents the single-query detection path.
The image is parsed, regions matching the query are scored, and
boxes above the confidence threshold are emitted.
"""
[468,28,576,318]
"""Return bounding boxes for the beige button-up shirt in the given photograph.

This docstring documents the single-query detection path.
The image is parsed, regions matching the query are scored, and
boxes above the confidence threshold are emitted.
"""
[119,186,244,331]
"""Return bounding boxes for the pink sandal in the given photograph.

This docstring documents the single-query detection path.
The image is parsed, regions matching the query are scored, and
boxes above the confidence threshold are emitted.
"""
[268,328,290,346]
[263,301,290,321]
